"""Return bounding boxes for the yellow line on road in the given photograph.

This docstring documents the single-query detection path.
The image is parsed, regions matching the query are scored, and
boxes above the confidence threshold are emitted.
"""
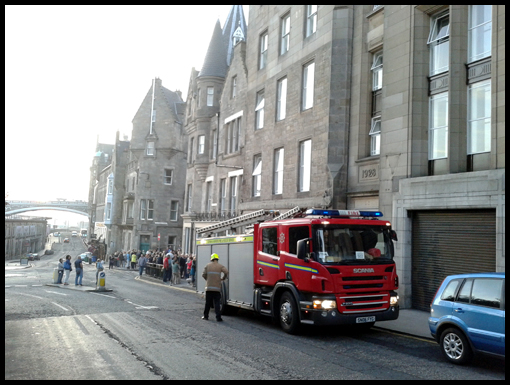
[374,327,435,344]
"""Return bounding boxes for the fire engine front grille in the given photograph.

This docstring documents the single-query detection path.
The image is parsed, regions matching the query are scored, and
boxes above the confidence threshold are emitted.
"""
[344,295,385,302]
[345,303,385,310]
[342,276,383,281]
[339,293,389,313]
[343,284,383,289]
[341,275,385,289]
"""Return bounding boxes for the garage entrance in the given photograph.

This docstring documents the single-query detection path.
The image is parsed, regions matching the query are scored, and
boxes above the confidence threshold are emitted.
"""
[411,209,496,311]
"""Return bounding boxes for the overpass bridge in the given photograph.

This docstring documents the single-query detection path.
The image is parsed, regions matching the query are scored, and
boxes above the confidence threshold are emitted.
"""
[5,200,89,217]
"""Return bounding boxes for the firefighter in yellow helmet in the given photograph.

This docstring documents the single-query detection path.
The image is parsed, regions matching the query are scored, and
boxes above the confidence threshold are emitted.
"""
[202,253,229,321]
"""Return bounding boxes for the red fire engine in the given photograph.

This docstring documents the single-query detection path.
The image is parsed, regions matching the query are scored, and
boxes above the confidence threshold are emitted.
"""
[196,207,399,334]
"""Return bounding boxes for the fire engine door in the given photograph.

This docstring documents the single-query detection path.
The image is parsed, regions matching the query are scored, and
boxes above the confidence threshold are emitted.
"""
[282,225,317,291]
[256,226,280,285]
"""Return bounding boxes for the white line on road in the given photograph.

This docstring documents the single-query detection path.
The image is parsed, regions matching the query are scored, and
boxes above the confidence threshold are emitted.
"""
[124,299,158,310]
[15,292,43,299]
[51,302,70,311]
[14,285,27,287]
[45,290,67,296]
[90,292,116,299]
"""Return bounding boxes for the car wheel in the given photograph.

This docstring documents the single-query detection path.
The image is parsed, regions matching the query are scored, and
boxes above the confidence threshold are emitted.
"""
[439,327,473,365]
[279,291,300,334]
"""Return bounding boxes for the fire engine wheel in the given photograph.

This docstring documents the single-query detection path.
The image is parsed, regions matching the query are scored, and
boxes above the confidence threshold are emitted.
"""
[279,292,300,334]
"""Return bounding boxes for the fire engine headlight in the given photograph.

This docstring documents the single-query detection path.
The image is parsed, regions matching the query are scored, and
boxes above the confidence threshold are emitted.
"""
[390,294,399,306]
[313,299,337,310]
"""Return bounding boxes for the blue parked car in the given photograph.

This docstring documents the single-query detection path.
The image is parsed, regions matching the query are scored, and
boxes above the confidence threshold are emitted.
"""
[428,272,505,365]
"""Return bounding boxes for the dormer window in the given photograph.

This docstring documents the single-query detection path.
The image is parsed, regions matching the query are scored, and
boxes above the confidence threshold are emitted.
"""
[146,141,155,156]
[233,25,245,46]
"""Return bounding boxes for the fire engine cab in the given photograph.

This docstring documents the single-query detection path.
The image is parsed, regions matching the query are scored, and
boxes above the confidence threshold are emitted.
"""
[196,207,399,334]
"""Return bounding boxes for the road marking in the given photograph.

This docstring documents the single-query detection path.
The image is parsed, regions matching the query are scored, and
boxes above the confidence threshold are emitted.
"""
[374,327,436,344]
[14,285,27,287]
[32,285,43,287]
[124,298,159,310]
[45,290,67,296]
[90,292,116,299]
[51,302,70,311]
[15,292,43,299]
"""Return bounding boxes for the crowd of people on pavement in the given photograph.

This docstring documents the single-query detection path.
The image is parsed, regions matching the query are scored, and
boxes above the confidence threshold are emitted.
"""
[102,248,196,287]
[54,248,196,288]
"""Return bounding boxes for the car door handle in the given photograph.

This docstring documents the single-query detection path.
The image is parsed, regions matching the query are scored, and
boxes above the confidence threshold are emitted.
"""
[272,258,278,261]
[454,308,464,313]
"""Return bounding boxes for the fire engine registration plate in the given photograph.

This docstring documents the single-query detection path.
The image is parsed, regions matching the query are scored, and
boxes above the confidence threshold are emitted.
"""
[356,316,376,324]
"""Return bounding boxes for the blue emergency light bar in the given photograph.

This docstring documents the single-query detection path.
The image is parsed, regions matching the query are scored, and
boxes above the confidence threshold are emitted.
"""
[305,209,383,218]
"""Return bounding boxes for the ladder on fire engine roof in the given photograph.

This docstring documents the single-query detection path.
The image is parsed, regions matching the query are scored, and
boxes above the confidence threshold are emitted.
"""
[196,206,301,236]
[269,206,301,221]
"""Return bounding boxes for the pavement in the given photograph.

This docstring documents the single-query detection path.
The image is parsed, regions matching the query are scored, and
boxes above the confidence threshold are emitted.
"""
[5,261,433,340]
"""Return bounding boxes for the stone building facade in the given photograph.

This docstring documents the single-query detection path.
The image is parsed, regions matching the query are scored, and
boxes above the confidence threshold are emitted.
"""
[5,216,48,260]
[119,78,186,253]
[89,78,186,254]
[182,5,505,310]
[346,5,505,309]
[88,143,114,243]
[182,5,248,251]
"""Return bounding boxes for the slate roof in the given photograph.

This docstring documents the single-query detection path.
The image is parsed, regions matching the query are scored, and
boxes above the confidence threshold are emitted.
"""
[161,86,185,124]
[198,5,247,78]
[223,5,247,66]
[198,19,228,78]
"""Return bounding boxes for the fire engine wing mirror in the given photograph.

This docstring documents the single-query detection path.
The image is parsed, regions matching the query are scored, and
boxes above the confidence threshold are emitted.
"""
[297,238,312,260]
[390,230,398,241]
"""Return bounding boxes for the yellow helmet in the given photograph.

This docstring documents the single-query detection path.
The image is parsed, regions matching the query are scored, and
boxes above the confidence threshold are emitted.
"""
[211,253,219,260]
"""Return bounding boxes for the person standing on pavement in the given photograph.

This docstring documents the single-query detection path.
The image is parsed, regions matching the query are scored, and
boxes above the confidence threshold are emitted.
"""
[108,253,115,269]
[138,254,147,277]
[130,251,137,270]
[157,253,164,266]
[163,253,171,283]
[74,255,84,286]
[57,258,64,284]
[179,253,186,279]
[63,255,72,285]
[172,256,181,284]
[202,253,228,322]
[189,254,197,287]
[186,255,192,282]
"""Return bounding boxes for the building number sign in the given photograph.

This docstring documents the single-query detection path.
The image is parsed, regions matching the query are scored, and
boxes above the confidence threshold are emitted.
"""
[359,164,378,182]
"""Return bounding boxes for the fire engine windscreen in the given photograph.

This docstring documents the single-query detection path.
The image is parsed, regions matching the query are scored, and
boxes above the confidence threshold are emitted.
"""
[312,226,394,264]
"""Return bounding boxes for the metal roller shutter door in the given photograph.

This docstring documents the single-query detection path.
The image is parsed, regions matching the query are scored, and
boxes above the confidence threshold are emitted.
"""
[411,209,496,311]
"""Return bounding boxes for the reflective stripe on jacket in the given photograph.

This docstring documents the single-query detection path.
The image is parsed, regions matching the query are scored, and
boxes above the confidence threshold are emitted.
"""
[202,261,228,292]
